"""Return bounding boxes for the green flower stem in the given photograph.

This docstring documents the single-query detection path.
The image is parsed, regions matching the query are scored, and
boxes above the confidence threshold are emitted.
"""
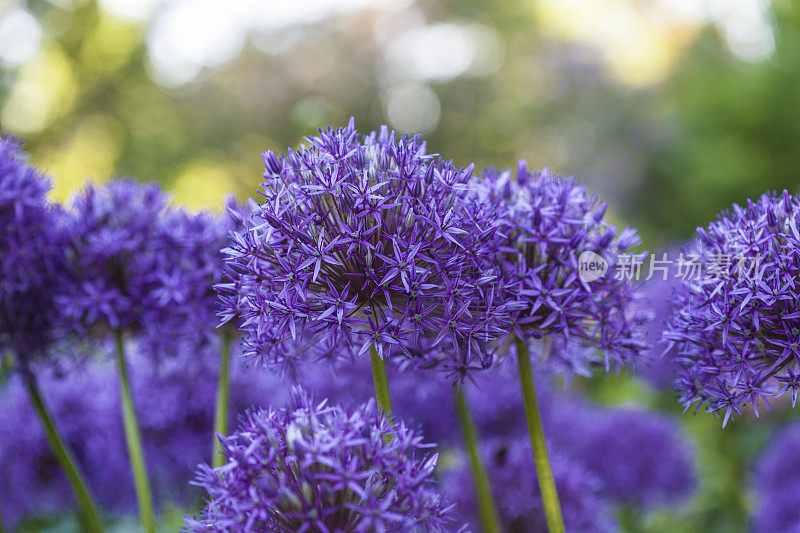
[617,504,643,533]
[515,336,565,533]
[212,330,233,468]
[114,329,156,533]
[21,363,104,533]
[369,345,393,414]
[454,387,502,533]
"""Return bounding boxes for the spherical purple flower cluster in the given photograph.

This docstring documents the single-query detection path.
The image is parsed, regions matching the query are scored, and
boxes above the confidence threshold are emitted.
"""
[185,387,455,532]
[665,191,800,425]
[219,119,509,376]
[58,180,172,332]
[57,179,239,360]
[0,136,65,359]
[563,408,696,509]
[138,198,241,359]
[752,422,800,532]
[471,163,647,375]
[444,437,616,532]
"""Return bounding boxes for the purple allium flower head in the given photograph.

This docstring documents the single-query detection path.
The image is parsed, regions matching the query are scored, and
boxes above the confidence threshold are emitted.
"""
[0,136,65,358]
[219,119,509,377]
[562,408,696,509]
[58,180,171,332]
[185,387,456,532]
[58,179,239,357]
[138,197,243,360]
[665,191,800,425]
[444,437,616,532]
[472,163,647,376]
[752,422,800,532]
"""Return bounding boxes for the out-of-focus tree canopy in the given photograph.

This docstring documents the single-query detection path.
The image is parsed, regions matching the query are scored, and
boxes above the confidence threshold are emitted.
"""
[2,0,798,249]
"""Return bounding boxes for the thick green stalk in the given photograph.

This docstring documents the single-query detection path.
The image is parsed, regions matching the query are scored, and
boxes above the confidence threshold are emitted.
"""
[454,387,501,533]
[114,330,156,533]
[617,504,643,533]
[22,366,104,533]
[213,331,232,468]
[515,336,565,533]
[369,345,393,414]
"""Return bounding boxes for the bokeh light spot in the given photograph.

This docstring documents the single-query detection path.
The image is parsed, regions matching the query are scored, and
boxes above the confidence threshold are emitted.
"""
[0,7,43,67]
[384,82,440,133]
[146,0,245,86]
[36,115,123,201]
[170,159,236,210]
[2,45,77,134]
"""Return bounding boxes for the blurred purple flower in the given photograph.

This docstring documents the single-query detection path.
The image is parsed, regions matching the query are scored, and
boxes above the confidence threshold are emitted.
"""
[457,366,696,509]
[0,340,287,528]
[218,119,510,377]
[138,197,243,360]
[464,359,551,437]
[665,190,800,425]
[185,387,456,532]
[471,163,648,378]
[444,437,616,532]
[752,422,800,532]
[58,180,171,333]
[563,408,696,509]
[302,358,697,513]
[636,250,684,388]
[0,136,65,360]
[299,358,459,445]
[58,179,245,361]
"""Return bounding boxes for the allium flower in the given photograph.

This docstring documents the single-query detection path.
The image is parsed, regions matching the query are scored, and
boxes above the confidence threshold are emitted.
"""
[0,136,65,359]
[471,163,647,375]
[665,191,800,424]
[219,119,509,376]
[58,179,238,357]
[752,422,800,532]
[139,197,243,359]
[561,408,696,509]
[59,180,171,333]
[185,388,456,532]
[444,437,616,532]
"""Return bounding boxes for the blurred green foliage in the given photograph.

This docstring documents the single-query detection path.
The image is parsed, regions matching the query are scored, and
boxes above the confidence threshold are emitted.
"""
[3,0,796,250]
